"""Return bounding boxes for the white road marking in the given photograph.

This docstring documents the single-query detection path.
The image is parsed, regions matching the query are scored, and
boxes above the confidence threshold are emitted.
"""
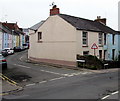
[39,81,47,84]
[14,64,31,68]
[102,95,110,100]
[26,83,36,87]
[101,91,119,100]
[40,70,91,77]
[24,71,91,87]
[49,77,65,81]
[19,56,23,61]
[40,70,68,76]
[111,91,119,95]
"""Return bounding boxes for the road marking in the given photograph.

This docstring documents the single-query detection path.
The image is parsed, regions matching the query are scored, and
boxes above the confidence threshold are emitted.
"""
[24,71,91,87]
[14,64,31,69]
[40,70,91,77]
[111,91,119,95]
[102,95,110,100]
[19,56,23,61]
[101,91,119,100]
[39,81,47,84]
[40,70,68,76]
[49,77,65,81]
[26,83,36,87]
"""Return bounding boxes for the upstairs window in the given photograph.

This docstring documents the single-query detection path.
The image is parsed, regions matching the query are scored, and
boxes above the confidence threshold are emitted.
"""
[99,33,103,45]
[38,32,42,41]
[82,32,88,45]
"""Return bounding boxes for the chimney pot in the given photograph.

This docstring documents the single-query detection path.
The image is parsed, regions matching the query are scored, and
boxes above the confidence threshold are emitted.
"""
[95,16,106,25]
[50,5,60,16]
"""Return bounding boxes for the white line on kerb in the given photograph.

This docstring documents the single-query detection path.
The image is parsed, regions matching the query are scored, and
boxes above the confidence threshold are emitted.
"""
[14,64,31,68]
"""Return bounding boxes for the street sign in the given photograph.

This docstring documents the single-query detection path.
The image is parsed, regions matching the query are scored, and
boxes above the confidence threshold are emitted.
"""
[91,43,98,56]
[91,43,98,49]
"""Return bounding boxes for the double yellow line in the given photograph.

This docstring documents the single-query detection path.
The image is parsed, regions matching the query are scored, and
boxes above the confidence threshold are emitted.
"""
[0,73,23,95]
[0,73,17,85]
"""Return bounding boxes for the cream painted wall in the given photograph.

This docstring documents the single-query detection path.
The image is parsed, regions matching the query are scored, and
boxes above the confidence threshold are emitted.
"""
[76,30,104,59]
[28,29,36,58]
[28,15,105,66]
[28,15,77,62]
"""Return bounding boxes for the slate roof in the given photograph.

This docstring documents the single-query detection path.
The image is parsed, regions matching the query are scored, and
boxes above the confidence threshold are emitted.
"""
[2,23,24,35]
[59,14,117,34]
[30,20,45,31]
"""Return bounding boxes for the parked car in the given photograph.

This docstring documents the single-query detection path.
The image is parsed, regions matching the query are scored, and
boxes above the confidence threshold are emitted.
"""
[13,46,22,52]
[20,46,26,51]
[4,48,14,55]
[0,54,7,70]
[23,43,29,49]
[1,49,8,57]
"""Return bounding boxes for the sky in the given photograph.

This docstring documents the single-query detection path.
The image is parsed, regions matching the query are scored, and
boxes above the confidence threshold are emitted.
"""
[0,0,119,30]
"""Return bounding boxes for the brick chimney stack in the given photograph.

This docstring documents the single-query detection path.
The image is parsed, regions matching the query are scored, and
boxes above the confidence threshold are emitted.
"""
[50,5,60,16]
[94,16,106,25]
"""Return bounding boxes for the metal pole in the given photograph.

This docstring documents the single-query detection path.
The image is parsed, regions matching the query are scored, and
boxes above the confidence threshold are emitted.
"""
[94,49,96,56]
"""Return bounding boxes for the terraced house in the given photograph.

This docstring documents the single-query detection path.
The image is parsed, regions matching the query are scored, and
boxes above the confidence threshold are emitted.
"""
[0,22,25,50]
[28,6,119,67]
[0,22,2,49]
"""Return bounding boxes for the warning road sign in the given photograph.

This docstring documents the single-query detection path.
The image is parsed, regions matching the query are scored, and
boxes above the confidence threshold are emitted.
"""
[91,43,98,49]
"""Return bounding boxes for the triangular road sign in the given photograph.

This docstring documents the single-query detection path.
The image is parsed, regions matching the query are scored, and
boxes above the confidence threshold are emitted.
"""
[91,43,98,49]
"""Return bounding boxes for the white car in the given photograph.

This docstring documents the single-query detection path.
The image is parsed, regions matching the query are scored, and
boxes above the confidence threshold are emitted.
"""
[4,48,14,55]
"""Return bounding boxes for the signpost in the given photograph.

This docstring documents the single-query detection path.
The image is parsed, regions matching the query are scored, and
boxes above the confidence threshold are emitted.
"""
[91,43,98,56]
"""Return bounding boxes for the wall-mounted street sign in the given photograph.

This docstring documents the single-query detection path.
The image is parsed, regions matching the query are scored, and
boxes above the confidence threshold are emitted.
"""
[91,43,98,49]
[91,43,98,56]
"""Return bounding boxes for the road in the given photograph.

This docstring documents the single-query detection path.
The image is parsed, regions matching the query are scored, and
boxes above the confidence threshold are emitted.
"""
[2,50,119,100]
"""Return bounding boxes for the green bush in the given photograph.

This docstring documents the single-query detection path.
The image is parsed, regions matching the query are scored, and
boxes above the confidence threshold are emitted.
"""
[77,54,104,69]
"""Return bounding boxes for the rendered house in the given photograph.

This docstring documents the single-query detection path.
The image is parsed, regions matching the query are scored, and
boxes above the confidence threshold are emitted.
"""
[28,6,118,67]
[94,17,120,60]
[3,22,25,48]
[0,22,12,49]
[0,23,2,50]
[0,22,25,49]
[104,33,120,60]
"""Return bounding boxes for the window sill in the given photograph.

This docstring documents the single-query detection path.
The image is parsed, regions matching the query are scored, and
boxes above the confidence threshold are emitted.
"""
[37,40,43,43]
[99,45,103,47]
[82,45,88,47]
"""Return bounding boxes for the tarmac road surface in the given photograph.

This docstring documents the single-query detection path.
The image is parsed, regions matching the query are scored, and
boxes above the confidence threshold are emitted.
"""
[2,50,119,100]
